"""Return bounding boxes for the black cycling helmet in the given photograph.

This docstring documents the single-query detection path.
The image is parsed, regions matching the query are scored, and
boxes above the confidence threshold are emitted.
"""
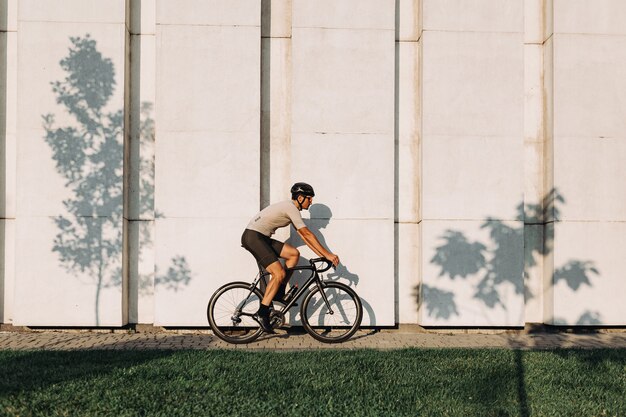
[290,182,315,198]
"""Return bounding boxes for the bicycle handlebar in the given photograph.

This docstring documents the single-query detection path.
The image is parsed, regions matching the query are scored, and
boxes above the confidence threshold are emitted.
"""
[309,257,333,273]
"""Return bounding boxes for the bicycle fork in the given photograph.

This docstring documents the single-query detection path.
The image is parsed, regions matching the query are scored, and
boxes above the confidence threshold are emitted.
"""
[315,278,335,316]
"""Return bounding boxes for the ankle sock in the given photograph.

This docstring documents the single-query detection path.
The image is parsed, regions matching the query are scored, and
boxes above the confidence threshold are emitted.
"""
[258,303,270,317]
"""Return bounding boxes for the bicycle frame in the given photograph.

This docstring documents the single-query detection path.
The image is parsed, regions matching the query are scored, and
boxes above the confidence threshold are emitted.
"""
[238,258,334,319]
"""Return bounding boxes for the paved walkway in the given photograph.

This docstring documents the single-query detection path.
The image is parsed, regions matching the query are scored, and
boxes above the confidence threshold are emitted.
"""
[2,327,626,351]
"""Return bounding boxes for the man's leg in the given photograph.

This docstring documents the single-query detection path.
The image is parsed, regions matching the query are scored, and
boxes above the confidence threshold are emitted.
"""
[265,242,300,301]
[280,243,300,271]
[278,243,300,295]
[261,260,286,306]
[254,261,285,333]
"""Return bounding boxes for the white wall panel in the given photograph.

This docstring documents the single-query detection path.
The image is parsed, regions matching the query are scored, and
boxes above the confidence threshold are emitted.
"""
[292,0,395,325]
[422,31,523,138]
[293,0,394,30]
[14,217,124,326]
[18,0,125,23]
[154,218,256,326]
[14,3,127,326]
[551,3,626,327]
[156,0,259,27]
[292,29,394,135]
[291,133,393,220]
[554,137,626,222]
[420,7,525,325]
[17,23,126,217]
[552,222,626,325]
[156,131,259,218]
[554,0,626,35]
[154,2,260,326]
[423,0,523,33]
[156,26,259,135]
[422,136,523,221]
[420,220,525,326]
[553,35,626,140]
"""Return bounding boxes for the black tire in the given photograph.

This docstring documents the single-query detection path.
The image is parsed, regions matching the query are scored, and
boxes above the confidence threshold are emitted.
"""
[208,281,263,344]
[300,282,363,343]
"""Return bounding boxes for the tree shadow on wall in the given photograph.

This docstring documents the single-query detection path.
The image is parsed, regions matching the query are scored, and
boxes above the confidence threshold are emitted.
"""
[42,35,191,325]
[416,189,601,324]
[129,101,192,300]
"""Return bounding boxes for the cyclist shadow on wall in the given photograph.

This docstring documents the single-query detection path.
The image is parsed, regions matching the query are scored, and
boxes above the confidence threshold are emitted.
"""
[286,203,377,326]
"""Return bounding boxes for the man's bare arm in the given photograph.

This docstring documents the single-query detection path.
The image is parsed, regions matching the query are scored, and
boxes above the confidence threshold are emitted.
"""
[297,227,340,266]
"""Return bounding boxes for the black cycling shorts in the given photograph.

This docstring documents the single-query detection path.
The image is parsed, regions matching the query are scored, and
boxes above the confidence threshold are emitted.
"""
[241,229,285,269]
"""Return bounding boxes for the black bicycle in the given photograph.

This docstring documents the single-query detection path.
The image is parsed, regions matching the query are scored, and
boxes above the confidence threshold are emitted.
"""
[207,257,363,344]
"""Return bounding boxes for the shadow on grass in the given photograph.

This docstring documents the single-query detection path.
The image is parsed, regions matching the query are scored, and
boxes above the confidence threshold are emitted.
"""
[0,350,175,398]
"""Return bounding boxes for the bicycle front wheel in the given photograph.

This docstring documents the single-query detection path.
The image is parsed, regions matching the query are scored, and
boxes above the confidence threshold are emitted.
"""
[208,281,263,344]
[301,282,363,343]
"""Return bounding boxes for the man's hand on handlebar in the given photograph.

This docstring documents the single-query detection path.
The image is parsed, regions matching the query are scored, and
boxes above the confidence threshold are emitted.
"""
[327,253,340,267]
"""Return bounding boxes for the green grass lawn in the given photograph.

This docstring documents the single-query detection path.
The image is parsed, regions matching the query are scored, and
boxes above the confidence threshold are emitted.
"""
[1,349,625,416]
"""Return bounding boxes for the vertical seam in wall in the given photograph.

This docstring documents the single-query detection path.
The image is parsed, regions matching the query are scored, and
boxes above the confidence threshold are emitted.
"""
[543,27,555,325]
[0,0,6,322]
[122,7,132,326]
[259,1,270,209]
[394,0,423,325]
[417,0,424,325]
[393,0,400,325]
[124,0,158,325]
[538,0,555,325]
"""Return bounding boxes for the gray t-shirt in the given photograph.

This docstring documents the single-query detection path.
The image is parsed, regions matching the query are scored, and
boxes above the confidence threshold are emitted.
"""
[246,200,306,237]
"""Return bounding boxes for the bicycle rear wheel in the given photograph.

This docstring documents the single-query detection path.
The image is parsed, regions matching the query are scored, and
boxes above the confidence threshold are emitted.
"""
[301,282,363,343]
[208,282,263,344]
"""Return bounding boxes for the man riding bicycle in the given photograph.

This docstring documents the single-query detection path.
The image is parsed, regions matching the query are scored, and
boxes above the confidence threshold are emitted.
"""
[241,182,340,333]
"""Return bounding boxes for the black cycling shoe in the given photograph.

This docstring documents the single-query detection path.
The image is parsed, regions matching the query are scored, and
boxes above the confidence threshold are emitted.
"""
[252,312,275,334]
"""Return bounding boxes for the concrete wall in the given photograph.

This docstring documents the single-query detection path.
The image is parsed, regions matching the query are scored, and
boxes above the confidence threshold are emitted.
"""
[551,0,626,325]
[153,0,261,326]
[13,0,127,326]
[1,0,625,327]
[419,0,525,326]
